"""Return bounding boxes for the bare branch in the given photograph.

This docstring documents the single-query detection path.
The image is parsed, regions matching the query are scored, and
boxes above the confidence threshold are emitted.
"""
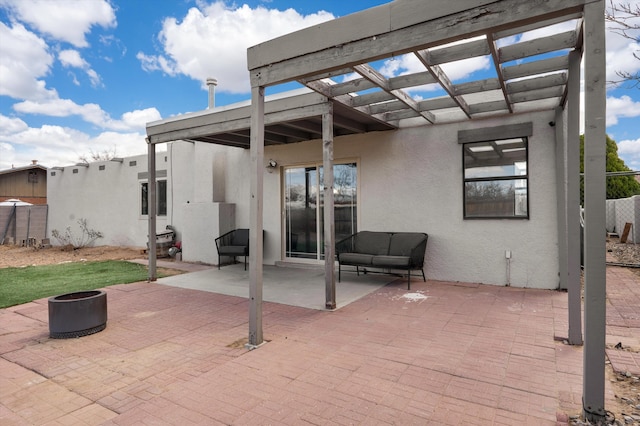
[606,0,640,39]
[605,1,640,88]
[77,145,119,164]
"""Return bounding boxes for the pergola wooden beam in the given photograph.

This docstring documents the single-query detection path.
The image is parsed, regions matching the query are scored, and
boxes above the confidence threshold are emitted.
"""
[487,33,513,113]
[248,0,588,87]
[353,64,436,123]
[416,49,472,118]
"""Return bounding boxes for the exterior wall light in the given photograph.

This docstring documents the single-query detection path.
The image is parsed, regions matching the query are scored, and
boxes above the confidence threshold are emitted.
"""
[266,159,278,173]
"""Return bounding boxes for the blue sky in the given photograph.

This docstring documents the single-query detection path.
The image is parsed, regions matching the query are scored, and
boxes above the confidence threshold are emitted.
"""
[0,0,639,170]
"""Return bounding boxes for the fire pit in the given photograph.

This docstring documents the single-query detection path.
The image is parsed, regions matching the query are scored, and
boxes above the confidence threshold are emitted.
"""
[48,290,107,339]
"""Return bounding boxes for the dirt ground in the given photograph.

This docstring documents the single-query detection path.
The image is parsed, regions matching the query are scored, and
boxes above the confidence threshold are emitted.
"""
[602,366,640,426]
[0,244,145,269]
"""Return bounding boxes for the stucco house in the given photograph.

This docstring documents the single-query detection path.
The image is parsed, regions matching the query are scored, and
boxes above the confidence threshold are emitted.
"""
[47,0,608,419]
[144,0,604,302]
[47,154,170,248]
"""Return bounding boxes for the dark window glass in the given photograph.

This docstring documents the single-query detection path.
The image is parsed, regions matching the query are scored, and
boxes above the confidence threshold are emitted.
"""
[141,181,167,217]
[463,138,528,219]
[141,182,149,215]
[157,180,167,216]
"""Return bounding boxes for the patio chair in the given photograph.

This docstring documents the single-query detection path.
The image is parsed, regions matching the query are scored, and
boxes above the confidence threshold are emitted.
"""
[215,228,249,270]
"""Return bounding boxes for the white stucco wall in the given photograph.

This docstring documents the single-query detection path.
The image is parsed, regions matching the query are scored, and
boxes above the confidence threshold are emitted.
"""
[47,109,560,288]
[263,110,559,289]
[47,152,171,249]
[154,142,247,264]
[46,141,248,264]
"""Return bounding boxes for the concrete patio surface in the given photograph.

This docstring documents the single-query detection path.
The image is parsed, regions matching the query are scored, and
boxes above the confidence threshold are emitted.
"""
[0,262,638,425]
[156,262,396,310]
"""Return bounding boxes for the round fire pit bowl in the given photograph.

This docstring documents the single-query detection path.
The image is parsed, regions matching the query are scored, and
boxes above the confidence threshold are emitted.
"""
[48,290,107,339]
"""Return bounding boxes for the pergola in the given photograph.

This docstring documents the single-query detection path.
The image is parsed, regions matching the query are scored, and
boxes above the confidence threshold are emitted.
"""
[146,0,607,420]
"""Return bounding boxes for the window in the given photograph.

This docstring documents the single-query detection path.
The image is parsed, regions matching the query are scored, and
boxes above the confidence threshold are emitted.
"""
[284,162,357,260]
[141,180,167,216]
[463,137,528,219]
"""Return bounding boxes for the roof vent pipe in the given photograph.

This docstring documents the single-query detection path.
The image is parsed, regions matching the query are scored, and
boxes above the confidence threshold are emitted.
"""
[206,78,217,109]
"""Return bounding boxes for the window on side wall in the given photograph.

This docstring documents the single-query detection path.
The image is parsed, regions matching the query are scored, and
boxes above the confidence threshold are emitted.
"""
[463,137,528,219]
[141,180,167,216]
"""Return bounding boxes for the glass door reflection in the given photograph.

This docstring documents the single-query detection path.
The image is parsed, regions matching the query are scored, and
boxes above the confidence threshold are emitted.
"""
[284,163,357,261]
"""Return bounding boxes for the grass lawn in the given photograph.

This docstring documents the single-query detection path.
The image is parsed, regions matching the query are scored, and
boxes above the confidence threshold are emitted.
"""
[0,260,162,308]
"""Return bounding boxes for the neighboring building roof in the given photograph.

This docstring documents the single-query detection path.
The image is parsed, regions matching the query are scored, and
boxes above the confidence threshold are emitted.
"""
[0,198,33,206]
[0,164,48,175]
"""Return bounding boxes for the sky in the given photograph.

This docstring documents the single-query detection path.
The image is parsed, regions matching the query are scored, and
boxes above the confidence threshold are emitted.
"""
[0,0,639,171]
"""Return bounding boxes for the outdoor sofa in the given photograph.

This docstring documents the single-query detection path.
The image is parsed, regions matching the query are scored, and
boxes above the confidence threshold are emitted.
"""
[336,231,428,290]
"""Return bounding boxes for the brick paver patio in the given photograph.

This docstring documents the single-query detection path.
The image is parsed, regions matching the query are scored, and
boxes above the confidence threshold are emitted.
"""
[1,263,638,425]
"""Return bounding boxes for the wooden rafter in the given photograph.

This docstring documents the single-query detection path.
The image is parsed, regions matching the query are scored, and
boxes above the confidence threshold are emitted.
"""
[415,49,472,118]
[487,33,513,113]
[150,0,591,147]
[352,64,436,124]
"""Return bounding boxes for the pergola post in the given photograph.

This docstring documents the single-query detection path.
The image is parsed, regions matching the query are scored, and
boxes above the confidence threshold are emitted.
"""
[582,0,606,422]
[248,85,265,348]
[322,104,336,310]
[567,49,583,346]
[555,105,567,293]
[147,139,157,282]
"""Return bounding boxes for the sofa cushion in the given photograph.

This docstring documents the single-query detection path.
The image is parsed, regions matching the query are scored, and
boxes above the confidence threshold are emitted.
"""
[354,231,391,255]
[372,255,411,267]
[388,233,426,256]
[339,253,374,266]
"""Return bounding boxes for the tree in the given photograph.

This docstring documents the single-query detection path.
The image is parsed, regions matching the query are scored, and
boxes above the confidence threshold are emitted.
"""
[605,1,640,87]
[78,146,118,164]
[580,134,640,204]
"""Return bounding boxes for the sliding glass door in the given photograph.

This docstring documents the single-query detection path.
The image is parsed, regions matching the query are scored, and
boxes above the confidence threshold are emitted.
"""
[284,162,357,261]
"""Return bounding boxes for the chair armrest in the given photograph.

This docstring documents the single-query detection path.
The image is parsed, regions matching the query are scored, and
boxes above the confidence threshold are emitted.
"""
[408,235,428,267]
[215,229,237,251]
[336,234,357,256]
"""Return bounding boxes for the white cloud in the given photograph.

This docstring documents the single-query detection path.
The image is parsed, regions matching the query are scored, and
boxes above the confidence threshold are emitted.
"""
[137,52,176,75]
[110,108,163,132]
[578,92,640,135]
[12,99,161,132]
[58,49,86,68]
[518,20,578,44]
[138,2,334,93]
[86,69,101,87]
[377,52,491,94]
[606,95,640,126]
[603,0,640,87]
[606,41,640,87]
[0,114,28,134]
[0,115,151,169]
[0,0,116,47]
[14,98,107,121]
[58,49,102,87]
[0,21,56,100]
[617,138,640,171]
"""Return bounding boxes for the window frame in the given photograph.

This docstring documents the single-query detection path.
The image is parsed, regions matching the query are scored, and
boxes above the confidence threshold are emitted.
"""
[283,160,359,262]
[458,122,532,220]
[462,138,529,219]
[140,180,167,217]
